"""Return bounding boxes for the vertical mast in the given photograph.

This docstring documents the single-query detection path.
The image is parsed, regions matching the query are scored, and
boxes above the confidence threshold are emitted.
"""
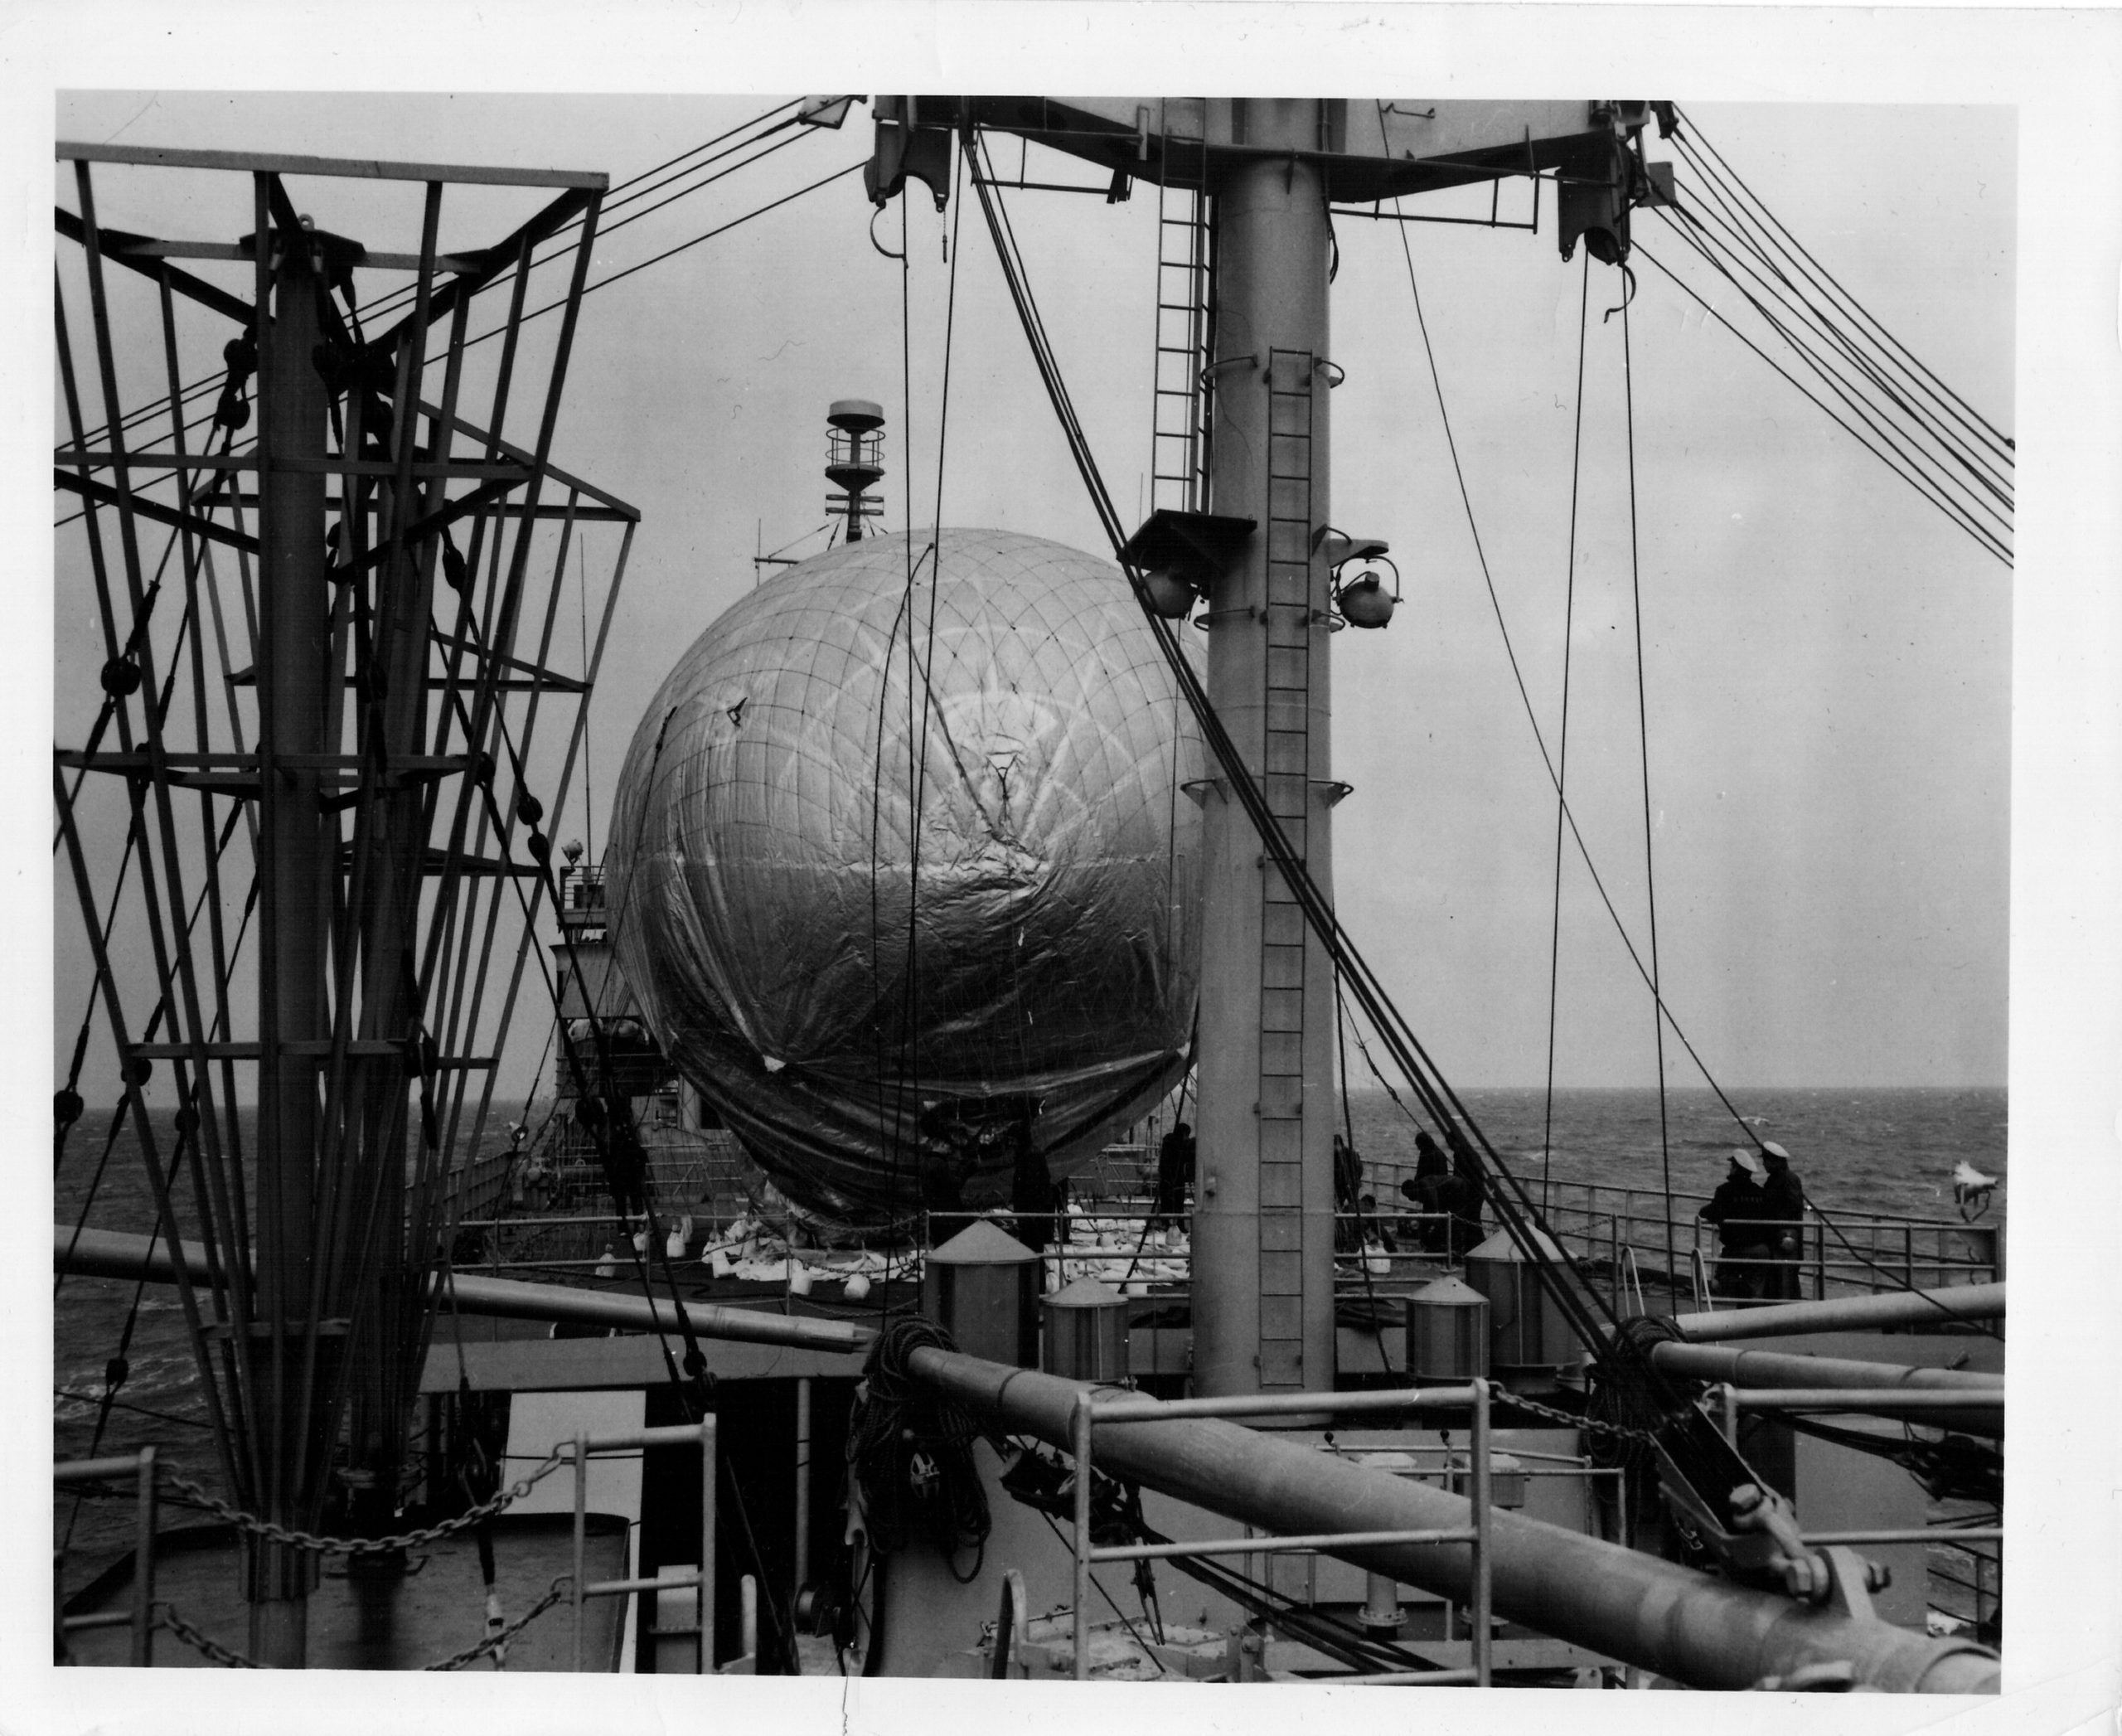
[251,193,330,1667]
[1191,99,1339,1402]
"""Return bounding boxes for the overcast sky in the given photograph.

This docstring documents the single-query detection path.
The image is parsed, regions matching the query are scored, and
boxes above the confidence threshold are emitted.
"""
[49,84,2013,1095]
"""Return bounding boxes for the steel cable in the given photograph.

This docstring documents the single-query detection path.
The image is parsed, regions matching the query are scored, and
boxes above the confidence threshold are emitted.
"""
[1647,206,2012,553]
[1660,148,2012,513]
[1669,105,2014,460]
[1635,230,2009,565]
[60,99,815,457]
[1541,255,1593,1212]
[967,142,1631,1367]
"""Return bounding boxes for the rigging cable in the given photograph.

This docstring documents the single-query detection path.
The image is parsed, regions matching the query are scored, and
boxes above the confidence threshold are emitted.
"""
[969,139,1641,1374]
[1646,208,2011,555]
[965,145,1948,1544]
[1622,288,1679,1301]
[354,112,818,333]
[1391,213,1814,1163]
[894,182,922,1233]
[864,570,917,1266]
[458,158,868,356]
[61,97,817,458]
[1633,234,2008,567]
[56,1103,196,1556]
[1390,209,2003,1336]
[1024,1506,1171,1668]
[441,715,820,1654]
[55,1388,211,1433]
[578,536,594,861]
[906,124,968,1226]
[1659,116,2015,493]
[435,659,719,1399]
[1541,254,1593,1215]
[1659,147,2011,515]
[1659,131,2012,492]
[55,143,868,537]
[1669,105,2013,460]
[1332,972,1393,1369]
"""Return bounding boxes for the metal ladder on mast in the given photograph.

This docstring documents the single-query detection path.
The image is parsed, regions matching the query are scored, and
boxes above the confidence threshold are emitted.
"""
[1148,138,1214,515]
[1256,345,1318,1394]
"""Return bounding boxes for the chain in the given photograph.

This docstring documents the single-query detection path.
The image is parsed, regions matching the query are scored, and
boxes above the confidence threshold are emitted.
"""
[153,1601,260,1668]
[153,1578,574,1671]
[1489,1385,1705,1447]
[424,1578,573,1671]
[161,1449,568,1557]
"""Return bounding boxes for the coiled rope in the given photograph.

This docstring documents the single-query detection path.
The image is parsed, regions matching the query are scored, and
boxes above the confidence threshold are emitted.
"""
[845,1316,995,1577]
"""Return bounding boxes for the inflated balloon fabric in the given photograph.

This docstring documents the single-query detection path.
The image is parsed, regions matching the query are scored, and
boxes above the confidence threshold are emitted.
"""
[605,529,1204,1222]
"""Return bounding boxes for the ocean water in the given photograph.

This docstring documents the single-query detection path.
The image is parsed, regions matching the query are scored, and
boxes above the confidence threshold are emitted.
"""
[52,1101,530,1588]
[1342,1085,2007,1224]
[53,1087,2004,1584]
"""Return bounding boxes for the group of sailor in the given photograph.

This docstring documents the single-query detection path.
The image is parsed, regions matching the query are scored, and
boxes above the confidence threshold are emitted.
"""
[1698,1143,1807,1299]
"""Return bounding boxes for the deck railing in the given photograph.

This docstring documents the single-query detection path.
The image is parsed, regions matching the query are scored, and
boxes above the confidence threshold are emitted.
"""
[935,1188,1998,1312]
[54,1447,159,1666]
[1535,1180,2001,1308]
[447,1157,1998,1324]
[567,1418,724,1673]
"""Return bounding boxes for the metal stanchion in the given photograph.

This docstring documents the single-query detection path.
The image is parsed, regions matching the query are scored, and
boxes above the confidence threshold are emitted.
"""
[793,1379,811,1609]
[700,1415,718,1671]
[570,1430,588,1672]
[1470,1381,1491,1687]
[131,1447,157,1666]
[1072,1390,1094,1682]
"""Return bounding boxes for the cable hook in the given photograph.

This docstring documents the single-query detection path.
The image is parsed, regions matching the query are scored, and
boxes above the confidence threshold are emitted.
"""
[870,207,906,261]
[1602,263,1638,323]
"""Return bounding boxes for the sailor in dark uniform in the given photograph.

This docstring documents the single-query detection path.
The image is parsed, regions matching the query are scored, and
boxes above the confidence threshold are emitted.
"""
[1333,1132,1364,1249]
[1153,1119,1196,1230]
[1698,1149,1773,1299]
[1398,1130,1453,1254]
[1759,1141,1807,1300]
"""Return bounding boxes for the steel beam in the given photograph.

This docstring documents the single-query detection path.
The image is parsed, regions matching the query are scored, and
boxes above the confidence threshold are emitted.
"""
[55,1225,873,1355]
[249,186,333,1668]
[1672,1283,2004,1342]
[1650,1341,2003,1438]
[58,140,606,190]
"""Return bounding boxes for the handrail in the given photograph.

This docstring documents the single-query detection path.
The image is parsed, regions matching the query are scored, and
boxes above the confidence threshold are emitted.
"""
[1618,1244,1645,1317]
[1708,1377,2002,1439]
[927,1185,1995,1314]
[1070,1382,1493,1686]
[569,1419,715,1673]
[1538,1176,1989,1236]
[55,1446,158,1666]
[908,1347,1998,1691]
